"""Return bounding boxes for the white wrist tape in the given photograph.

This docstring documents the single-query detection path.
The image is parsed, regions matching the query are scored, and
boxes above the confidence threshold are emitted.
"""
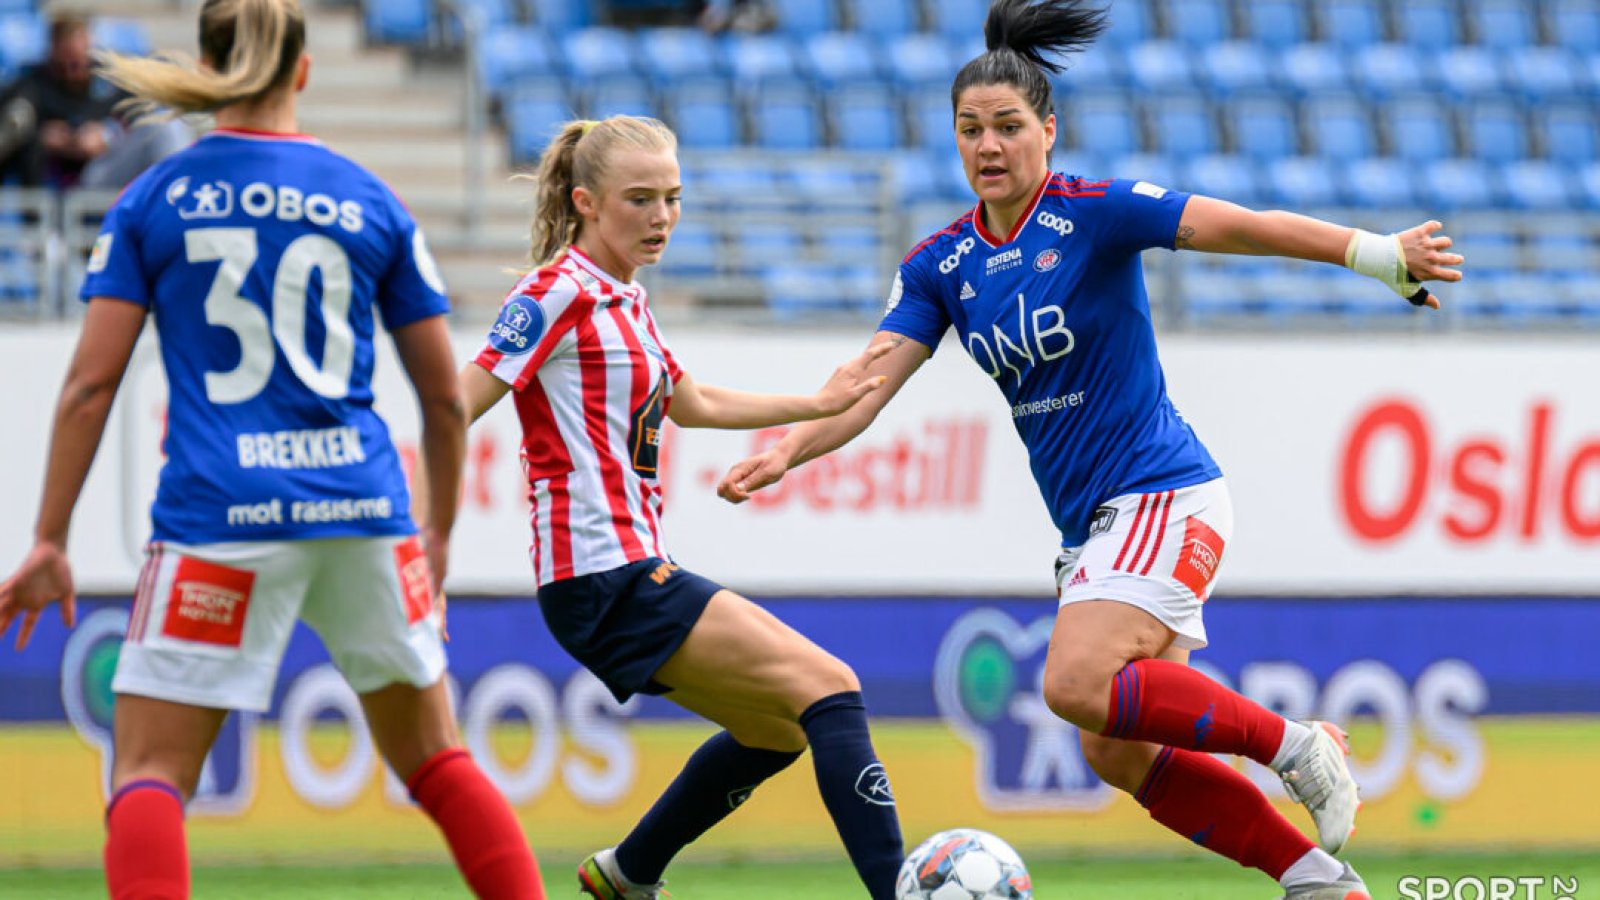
[1344,229,1426,302]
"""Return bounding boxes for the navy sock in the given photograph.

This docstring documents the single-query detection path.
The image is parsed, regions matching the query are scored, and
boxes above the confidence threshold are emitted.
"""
[800,691,904,900]
[615,731,801,885]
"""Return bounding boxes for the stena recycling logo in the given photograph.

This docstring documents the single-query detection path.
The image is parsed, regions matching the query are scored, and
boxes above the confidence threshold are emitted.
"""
[933,608,1113,811]
[62,608,257,815]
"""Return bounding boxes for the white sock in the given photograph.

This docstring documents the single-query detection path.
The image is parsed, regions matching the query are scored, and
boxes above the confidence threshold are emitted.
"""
[1279,848,1347,888]
[1270,720,1316,773]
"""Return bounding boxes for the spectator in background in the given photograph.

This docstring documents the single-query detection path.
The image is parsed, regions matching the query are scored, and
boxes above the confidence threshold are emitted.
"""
[79,107,192,190]
[0,13,120,188]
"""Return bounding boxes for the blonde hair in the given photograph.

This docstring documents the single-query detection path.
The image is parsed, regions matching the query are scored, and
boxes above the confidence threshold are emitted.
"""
[95,0,306,120]
[527,116,678,267]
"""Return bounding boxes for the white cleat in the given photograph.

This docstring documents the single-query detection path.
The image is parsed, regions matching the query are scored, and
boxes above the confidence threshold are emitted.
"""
[577,847,667,900]
[1280,721,1361,854]
[1280,862,1372,900]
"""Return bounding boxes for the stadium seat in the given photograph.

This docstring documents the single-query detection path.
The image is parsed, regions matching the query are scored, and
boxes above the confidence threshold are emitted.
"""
[1301,94,1376,161]
[90,18,149,56]
[1534,103,1597,166]
[1468,0,1536,50]
[909,89,953,150]
[637,28,724,84]
[1464,101,1529,163]
[1529,231,1596,271]
[456,0,514,30]
[891,151,942,201]
[1504,47,1584,103]
[764,263,839,319]
[1126,40,1195,93]
[504,84,576,164]
[827,85,901,150]
[739,222,805,266]
[0,0,32,14]
[725,33,803,88]
[844,0,915,37]
[926,0,989,42]
[1107,152,1178,190]
[1504,160,1577,210]
[0,13,44,76]
[1278,42,1353,96]
[524,0,591,32]
[1158,0,1231,47]
[886,34,958,89]
[1147,93,1218,156]
[1454,229,1520,273]
[1352,42,1432,99]
[1196,41,1274,96]
[802,32,882,88]
[1343,157,1420,208]
[1376,94,1457,162]
[1100,0,1152,47]
[586,77,655,119]
[657,220,719,278]
[662,79,740,149]
[1226,94,1299,159]
[770,0,837,36]
[693,157,781,196]
[1068,91,1142,157]
[1580,163,1600,210]
[1420,158,1503,209]
[1266,156,1344,207]
[1393,0,1459,47]
[1435,46,1506,101]
[1316,0,1386,49]
[1056,43,1127,93]
[363,0,430,45]
[476,27,560,99]
[1547,0,1600,54]
[562,28,637,84]
[818,224,884,268]
[1183,154,1262,205]
[749,82,821,149]
[1240,0,1309,49]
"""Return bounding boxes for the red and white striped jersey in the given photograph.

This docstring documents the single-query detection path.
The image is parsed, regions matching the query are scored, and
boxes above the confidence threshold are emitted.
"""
[473,247,683,586]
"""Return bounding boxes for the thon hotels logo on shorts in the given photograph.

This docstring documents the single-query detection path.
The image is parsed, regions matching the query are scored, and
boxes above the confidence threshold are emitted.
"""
[488,295,544,354]
[162,558,256,647]
[933,608,1113,811]
[62,606,257,814]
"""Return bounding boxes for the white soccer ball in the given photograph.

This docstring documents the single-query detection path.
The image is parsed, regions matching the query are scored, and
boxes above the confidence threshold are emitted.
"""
[895,828,1033,900]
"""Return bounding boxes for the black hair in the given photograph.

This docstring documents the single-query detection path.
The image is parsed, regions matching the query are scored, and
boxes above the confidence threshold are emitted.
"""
[951,0,1109,120]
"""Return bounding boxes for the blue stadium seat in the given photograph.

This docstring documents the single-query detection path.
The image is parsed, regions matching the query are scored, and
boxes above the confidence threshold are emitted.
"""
[725,33,803,88]
[1455,229,1519,273]
[1316,0,1386,49]
[1101,0,1153,47]
[765,263,840,319]
[1377,94,1457,162]
[1147,93,1218,156]
[657,220,718,278]
[1241,0,1309,49]
[1278,42,1353,96]
[1581,163,1600,209]
[1107,152,1178,189]
[1421,158,1503,209]
[1469,0,1536,50]
[694,157,781,196]
[587,77,655,119]
[1126,40,1195,93]
[1504,160,1576,210]
[1504,47,1584,103]
[1465,101,1528,163]
[1158,0,1231,47]
[476,27,560,98]
[802,32,882,88]
[524,0,591,32]
[91,18,150,56]
[0,12,44,75]
[1226,94,1299,159]
[662,79,740,149]
[1069,91,1141,157]
[1267,156,1344,207]
[750,83,821,149]
[1393,0,1459,47]
[505,84,576,164]
[740,222,805,266]
[786,156,868,199]
[909,89,953,150]
[1184,154,1262,205]
[891,151,942,201]
[1055,43,1127,93]
[887,34,958,89]
[637,28,724,84]
[1301,94,1375,161]
[562,28,637,84]
[771,0,837,36]
[828,85,901,150]
[926,0,989,42]
[0,0,32,14]
[1530,232,1595,271]
[1352,42,1432,99]
[844,0,915,37]
[1436,45,1506,100]
[818,224,884,268]
[457,0,515,30]
[1197,41,1274,96]
[1053,150,1107,181]
[1548,0,1600,54]
[1343,157,1420,208]
[363,0,430,45]
[1534,103,1597,166]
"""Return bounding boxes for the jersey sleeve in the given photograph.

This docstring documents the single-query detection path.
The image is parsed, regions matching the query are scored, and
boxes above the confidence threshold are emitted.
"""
[473,273,585,391]
[376,195,451,330]
[78,189,152,306]
[1094,178,1194,258]
[876,254,949,353]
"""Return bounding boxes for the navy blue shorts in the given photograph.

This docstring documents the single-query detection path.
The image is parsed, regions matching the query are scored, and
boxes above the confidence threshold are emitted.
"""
[537,557,724,703]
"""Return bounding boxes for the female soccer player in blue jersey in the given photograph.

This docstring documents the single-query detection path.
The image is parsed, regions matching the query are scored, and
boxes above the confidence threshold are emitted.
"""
[720,1,1465,898]
[0,2,545,897]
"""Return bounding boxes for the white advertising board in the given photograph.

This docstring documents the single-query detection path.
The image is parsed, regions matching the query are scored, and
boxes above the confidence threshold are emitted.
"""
[2,325,1596,594]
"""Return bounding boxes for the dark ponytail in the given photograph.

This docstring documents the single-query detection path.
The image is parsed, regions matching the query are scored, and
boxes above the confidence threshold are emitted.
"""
[951,0,1109,120]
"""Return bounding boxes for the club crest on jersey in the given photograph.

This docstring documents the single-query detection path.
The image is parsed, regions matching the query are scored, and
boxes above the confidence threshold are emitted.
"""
[86,233,112,273]
[170,178,234,220]
[985,247,1022,276]
[1034,249,1062,272]
[488,295,543,354]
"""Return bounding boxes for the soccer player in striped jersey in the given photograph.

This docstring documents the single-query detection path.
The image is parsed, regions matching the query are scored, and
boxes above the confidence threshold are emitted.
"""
[719,2,1465,899]
[0,3,544,897]
[458,116,904,900]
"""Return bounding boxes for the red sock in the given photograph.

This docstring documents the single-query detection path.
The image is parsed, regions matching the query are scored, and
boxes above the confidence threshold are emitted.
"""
[1137,747,1313,879]
[408,748,545,900]
[104,779,188,900]
[1104,658,1286,765]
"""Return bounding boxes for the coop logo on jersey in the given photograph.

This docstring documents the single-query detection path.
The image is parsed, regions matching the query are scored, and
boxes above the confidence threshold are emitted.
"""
[171,178,235,220]
[488,296,543,354]
[939,236,976,275]
[985,247,1023,276]
[933,608,1114,811]
[1036,211,1075,238]
[1033,249,1061,272]
[86,233,113,273]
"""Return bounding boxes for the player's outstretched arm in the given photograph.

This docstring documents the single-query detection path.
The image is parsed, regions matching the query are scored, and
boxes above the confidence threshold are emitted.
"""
[668,340,894,430]
[0,298,145,649]
[717,332,930,505]
[1173,196,1465,308]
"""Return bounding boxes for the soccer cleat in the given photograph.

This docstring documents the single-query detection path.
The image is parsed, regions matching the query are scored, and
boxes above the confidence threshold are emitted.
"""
[1280,721,1361,854]
[1279,862,1372,899]
[577,847,667,900]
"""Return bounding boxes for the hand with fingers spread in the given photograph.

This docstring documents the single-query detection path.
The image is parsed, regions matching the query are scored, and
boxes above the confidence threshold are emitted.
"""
[0,542,78,651]
[810,342,893,417]
[1345,220,1465,310]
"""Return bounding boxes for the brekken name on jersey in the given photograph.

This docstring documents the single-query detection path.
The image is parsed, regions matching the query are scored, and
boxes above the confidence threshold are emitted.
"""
[236,426,366,469]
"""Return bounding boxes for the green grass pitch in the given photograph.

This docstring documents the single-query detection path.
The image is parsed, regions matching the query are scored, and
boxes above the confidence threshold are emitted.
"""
[2,851,1597,898]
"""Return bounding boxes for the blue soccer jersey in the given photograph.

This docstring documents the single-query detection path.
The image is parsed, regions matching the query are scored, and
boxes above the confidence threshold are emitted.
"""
[881,172,1221,546]
[80,128,449,543]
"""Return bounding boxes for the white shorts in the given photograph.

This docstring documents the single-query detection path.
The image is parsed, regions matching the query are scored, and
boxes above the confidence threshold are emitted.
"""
[114,536,446,712]
[1054,478,1233,650]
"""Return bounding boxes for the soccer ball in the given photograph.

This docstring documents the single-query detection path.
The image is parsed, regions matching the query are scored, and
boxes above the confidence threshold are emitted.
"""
[895,828,1033,899]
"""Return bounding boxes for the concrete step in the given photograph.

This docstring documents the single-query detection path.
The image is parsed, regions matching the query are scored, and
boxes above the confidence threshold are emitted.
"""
[129,9,366,56]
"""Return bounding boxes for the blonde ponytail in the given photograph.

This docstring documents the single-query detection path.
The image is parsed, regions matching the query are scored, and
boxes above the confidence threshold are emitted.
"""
[526,116,678,268]
[96,0,306,119]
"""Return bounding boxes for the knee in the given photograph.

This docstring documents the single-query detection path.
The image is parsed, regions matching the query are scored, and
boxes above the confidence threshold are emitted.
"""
[1078,733,1156,794]
[791,654,861,717]
[727,718,809,754]
[1041,660,1113,731]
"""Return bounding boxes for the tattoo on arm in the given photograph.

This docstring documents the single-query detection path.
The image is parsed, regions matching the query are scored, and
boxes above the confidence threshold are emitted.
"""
[887,334,909,348]
[1175,225,1196,251]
